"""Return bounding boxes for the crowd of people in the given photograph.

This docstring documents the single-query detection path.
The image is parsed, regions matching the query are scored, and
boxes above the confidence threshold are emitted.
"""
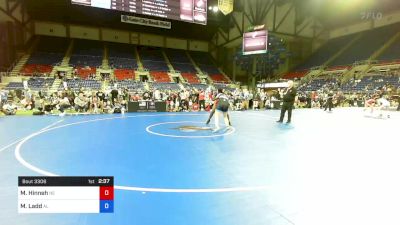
[296,79,400,110]
[0,85,263,116]
[1,79,399,116]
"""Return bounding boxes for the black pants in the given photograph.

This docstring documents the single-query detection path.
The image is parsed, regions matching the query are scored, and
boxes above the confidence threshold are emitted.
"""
[324,99,333,111]
[75,105,87,112]
[319,100,324,109]
[180,100,188,111]
[59,104,70,113]
[199,100,205,110]
[279,102,294,122]
[44,105,54,112]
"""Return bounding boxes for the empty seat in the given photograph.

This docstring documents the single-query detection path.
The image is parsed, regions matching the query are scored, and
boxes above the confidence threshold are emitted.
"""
[330,23,400,66]
[283,70,309,79]
[59,79,101,91]
[209,74,229,83]
[151,82,181,91]
[184,83,208,90]
[166,49,197,73]
[295,34,358,70]
[27,78,55,90]
[69,39,103,67]
[75,67,97,79]
[150,71,171,83]
[181,73,200,84]
[5,82,24,90]
[298,78,339,92]
[20,64,53,75]
[377,35,400,62]
[108,42,137,69]
[110,80,144,91]
[114,69,135,80]
[138,47,169,72]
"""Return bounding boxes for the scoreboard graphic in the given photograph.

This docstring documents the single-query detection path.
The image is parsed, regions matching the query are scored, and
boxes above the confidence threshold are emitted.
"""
[128,101,167,112]
[242,29,268,55]
[71,0,207,25]
[18,176,114,213]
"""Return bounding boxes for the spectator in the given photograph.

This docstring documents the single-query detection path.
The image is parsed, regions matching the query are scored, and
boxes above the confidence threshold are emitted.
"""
[2,100,17,115]
[58,96,71,116]
[74,92,88,112]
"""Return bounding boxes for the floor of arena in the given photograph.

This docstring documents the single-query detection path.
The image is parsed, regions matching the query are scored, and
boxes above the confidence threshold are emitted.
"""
[0,108,399,225]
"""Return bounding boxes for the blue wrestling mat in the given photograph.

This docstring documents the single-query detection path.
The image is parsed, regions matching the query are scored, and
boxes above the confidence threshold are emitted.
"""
[0,109,399,225]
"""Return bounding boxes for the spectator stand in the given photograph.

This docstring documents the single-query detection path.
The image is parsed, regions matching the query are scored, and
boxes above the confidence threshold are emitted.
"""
[5,77,55,91]
[183,83,209,90]
[18,36,69,77]
[149,82,181,92]
[110,80,145,92]
[180,72,201,84]
[58,79,101,91]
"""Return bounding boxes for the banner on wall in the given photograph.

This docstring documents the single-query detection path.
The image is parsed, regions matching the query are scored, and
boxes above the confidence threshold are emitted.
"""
[257,82,288,88]
[218,0,234,15]
[121,15,171,29]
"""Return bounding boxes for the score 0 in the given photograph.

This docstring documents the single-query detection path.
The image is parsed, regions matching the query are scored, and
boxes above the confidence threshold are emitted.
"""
[99,178,114,213]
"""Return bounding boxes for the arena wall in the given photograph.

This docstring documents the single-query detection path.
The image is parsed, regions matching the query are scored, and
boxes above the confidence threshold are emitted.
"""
[34,21,67,37]
[33,21,208,52]
[139,33,164,47]
[165,38,187,50]
[329,10,400,39]
[101,29,130,44]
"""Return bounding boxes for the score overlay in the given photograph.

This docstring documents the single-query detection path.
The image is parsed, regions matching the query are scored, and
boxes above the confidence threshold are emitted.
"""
[18,176,114,213]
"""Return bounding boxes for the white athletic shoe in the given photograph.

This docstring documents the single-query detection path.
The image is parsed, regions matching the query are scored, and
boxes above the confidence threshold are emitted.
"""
[212,128,221,133]
[224,126,233,131]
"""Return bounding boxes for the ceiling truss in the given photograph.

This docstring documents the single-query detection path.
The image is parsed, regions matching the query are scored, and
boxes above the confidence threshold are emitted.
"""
[0,0,33,37]
[210,0,326,53]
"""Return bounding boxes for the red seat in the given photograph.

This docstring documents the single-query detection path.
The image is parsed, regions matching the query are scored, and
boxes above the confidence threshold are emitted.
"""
[282,70,309,79]
[20,64,53,75]
[114,69,135,80]
[326,66,351,71]
[150,71,171,83]
[181,73,200,84]
[76,67,96,79]
[209,74,229,83]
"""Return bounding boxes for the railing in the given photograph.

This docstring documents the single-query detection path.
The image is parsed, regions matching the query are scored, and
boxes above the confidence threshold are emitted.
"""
[5,52,26,76]
[374,59,400,65]
[139,68,149,72]
[369,60,379,65]
[310,66,324,71]
[0,71,9,78]
[354,60,371,66]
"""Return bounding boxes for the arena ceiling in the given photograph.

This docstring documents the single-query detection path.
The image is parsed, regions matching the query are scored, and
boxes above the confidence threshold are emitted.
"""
[297,0,400,28]
[1,0,396,45]
[25,0,227,41]
[207,0,400,51]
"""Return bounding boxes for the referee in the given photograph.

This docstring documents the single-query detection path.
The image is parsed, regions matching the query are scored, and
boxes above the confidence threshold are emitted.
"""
[324,91,334,112]
[277,80,297,124]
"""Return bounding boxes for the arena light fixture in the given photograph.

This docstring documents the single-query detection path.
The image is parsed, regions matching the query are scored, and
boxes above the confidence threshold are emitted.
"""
[212,6,219,13]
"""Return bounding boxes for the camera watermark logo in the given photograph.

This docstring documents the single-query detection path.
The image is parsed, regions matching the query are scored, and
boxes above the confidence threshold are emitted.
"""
[361,12,383,20]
